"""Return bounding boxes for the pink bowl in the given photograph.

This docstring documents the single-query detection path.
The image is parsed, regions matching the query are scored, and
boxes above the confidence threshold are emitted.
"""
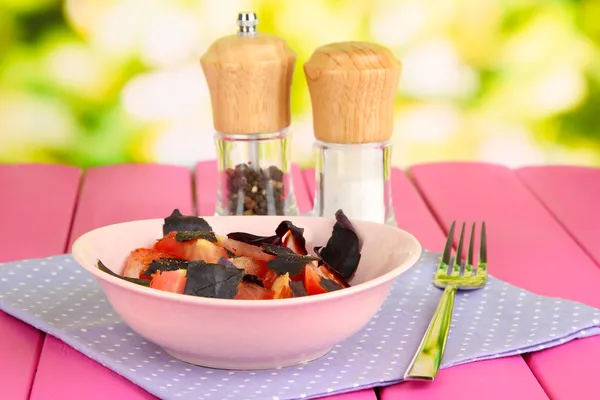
[71,215,421,370]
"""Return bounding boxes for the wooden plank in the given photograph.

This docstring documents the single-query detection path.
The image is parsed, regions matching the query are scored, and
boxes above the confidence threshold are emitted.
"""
[30,163,194,400]
[0,164,80,400]
[515,166,600,399]
[516,166,600,266]
[409,162,600,400]
[302,167,548,400]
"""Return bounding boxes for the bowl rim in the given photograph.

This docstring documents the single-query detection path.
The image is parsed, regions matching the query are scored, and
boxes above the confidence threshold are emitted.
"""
[71,216,423,309]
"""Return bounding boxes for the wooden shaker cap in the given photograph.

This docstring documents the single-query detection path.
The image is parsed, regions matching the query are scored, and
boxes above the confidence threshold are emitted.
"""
[304,41,402,144]
[200,16,296,135]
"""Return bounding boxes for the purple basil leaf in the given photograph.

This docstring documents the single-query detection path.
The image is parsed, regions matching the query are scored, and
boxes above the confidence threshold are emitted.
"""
[320,277,343,292]
[144,258,189,277]
[184,261,244,299]
[218,257,238,269]
[175,230,217,243]
[242,274,264,287]
[265,252,318,277]
[261,243,296,256]
[334,209,355,232]
[163,209,213,236]
[226,232,281,246]
[318,209,361,280]
[290,281,308,297]
[225,249,236,258]
[98,260,151,287]
[318,261,351,288]
[275,221,308,254]
[262,244,318,276]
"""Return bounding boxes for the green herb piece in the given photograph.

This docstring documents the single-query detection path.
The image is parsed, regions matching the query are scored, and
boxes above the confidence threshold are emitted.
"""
[262,244,318,276]
[97,260,151,287]
[175,230,217,243]
[184,261,244,299]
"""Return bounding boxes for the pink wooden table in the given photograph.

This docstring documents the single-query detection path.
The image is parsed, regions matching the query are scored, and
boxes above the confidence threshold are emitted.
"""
[1,161,599,400]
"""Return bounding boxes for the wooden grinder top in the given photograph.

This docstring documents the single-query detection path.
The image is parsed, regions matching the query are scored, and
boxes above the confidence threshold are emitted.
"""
[200,12,296,135]
[304,41,402,144]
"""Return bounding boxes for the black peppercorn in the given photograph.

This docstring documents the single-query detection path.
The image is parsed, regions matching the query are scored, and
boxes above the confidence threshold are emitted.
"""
[225,163,286,215]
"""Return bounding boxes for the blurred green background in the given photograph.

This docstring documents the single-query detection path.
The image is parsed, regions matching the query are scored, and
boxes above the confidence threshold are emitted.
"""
[1,0,600,169]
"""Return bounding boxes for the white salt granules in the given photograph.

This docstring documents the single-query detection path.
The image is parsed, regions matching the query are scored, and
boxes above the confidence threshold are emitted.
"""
[316,143,388,224]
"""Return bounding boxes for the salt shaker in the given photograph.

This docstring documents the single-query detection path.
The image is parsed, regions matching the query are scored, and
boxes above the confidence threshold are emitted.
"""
[200,12,299,216]
[304,42,402,225]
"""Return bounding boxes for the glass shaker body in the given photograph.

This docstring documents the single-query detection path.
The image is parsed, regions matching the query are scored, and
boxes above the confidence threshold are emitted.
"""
[312,140,396,226]
[214,130,299,216]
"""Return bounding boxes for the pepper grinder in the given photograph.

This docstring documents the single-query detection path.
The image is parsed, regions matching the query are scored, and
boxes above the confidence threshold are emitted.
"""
[304,42,402,225]
[200,12,299,216]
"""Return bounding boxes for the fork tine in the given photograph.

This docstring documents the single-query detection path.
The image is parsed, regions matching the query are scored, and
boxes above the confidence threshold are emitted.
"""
[464,222,475,276]
[451,222,465,276]
[477,221,488,276]
[439,221,455,275]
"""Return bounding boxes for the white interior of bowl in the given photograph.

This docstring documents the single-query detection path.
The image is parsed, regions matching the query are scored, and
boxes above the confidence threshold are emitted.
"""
[72,215,421,293]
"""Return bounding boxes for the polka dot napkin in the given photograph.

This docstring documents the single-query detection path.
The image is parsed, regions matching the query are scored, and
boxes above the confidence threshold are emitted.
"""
[1,250,599,400]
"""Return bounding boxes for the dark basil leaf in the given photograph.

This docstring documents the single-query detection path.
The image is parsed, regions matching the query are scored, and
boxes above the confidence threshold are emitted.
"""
[261,243,296,256]
[184,262,244,299]
[97,260,151,287]
[275,221,308,254]
[218,257,238,269]
[242,274,264,287]
[320,278,343,292]
[334,209,356,233]
[175,230,217,243]
[318,209,361,280]
[318,261,351,288]
[290,281,307,297]
[225,249,237,258]
[144,258,189,277]
[163,209,213,236]
[226,232,281,246]
[262,244,318,276]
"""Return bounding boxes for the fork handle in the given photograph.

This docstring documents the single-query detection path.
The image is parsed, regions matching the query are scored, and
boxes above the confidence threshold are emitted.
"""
[403,284,457,381]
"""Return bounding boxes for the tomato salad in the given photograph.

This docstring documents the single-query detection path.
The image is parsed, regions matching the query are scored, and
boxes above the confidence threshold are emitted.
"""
[97,209,362,300]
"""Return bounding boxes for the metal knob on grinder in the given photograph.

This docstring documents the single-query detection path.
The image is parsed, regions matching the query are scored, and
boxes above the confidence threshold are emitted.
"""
[237,12,258,34]
[200,12,299,216]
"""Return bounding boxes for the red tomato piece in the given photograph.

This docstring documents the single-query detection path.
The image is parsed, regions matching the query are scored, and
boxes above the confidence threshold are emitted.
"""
[234,282,270,300]
[216,236,275,262]
[123,248,172,279]
[150,270,187,294]
[270,273,293,299]
[155,232,228,263]
[230,256,269,279]
[262,269,279,290]
[303,264,327,296]
[317,264,350,288]
[282,230,306,255]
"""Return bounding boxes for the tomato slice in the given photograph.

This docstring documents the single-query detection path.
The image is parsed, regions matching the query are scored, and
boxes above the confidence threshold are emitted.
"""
[123,248,172,279]
[230,256,269,279]
[303,264,327,296]
[270,273,293,299]
[216,236,275,262]
[234,281,270,300]
[150,270,187,294]
[317,264,350,288]
[282,230,306,255]
[262,269,279,290]
[155,232,228,263]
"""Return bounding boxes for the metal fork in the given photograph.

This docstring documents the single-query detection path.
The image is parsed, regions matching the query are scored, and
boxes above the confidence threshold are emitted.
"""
[403,221,488,381]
